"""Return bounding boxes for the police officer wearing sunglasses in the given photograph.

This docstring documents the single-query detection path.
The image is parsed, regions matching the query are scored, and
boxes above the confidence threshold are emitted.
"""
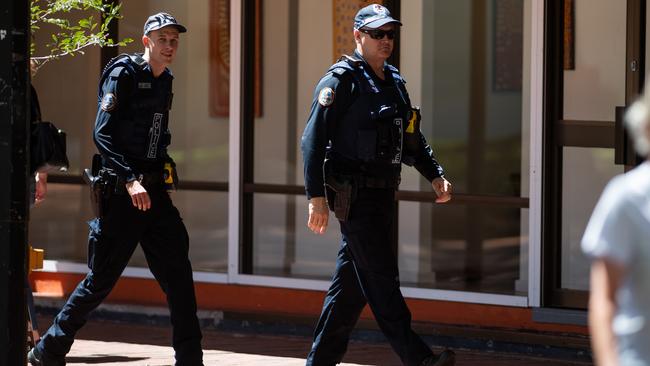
[301,4,454,366]
[28,12,203,366]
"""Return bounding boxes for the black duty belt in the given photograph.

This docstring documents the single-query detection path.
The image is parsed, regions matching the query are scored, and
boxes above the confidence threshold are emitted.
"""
[138,172,165,187]
[99,169,164,194]
[356,175,400,189]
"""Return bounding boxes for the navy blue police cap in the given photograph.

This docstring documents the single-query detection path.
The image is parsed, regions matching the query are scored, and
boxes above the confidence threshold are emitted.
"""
[143,12,187,35]
[353,4,402,30]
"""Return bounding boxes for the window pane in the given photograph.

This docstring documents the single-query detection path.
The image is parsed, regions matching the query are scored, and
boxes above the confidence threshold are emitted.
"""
[253,0,317,185]
[399,201,528,295]
[129,191,228,272]
[248,0,529,296]
[561,147,623,291]
[29,184,91,264]
[31,39,99,175]
[252,194,340,279]
[119,1,230,182]
[29,187,228,273]
[563,0,625,122]
[404,0,524,196]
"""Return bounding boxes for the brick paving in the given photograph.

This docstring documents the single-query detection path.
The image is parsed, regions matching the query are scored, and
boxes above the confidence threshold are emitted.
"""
[34,317,593,366]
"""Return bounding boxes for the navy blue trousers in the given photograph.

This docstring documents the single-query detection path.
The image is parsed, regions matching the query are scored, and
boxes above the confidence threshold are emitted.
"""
[306,188,433,366]
[36,187,203,366]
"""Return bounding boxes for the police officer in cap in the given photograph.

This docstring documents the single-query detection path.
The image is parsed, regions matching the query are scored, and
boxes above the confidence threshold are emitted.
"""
[301,4,454,366]
[28,12,204,366]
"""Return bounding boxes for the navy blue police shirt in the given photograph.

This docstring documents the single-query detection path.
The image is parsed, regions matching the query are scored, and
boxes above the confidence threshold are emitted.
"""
[301,51,444,200]
[94,54,174,183]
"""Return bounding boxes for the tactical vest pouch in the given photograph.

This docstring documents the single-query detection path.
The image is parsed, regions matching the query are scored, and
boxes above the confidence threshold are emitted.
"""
[404,106,421,155]
[163,162,179,191]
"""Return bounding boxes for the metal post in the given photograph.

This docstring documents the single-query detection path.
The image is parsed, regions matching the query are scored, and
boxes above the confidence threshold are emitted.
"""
[0,0,30,364]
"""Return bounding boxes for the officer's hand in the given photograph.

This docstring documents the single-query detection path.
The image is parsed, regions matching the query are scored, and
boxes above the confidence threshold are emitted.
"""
[432,177,452,203]
[308,197,329,235]
[126,180,151,211]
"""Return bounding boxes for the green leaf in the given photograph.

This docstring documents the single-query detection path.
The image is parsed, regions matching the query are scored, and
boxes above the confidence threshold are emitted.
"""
[30,0,131,59]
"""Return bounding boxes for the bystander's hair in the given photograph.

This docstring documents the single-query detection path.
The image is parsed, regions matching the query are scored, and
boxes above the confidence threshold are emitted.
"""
[625,83,650,157]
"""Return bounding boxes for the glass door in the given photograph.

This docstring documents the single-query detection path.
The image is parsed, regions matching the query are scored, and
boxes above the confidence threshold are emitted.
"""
[543,0,645,308]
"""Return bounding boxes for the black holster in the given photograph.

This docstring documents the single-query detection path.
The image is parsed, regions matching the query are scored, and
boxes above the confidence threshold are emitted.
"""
[83,154,126,218]
[83,168,105,218]
[324,158,356,222]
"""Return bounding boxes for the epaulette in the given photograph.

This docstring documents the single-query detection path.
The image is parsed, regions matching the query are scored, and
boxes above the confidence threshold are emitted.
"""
[101,53,131,75]
[128,53,148,69]
[338,54,364,68]
[327,54,364,76]
[386,64,406,84]
[101,53,148,77]
[330,67,347,76]
[98,53,140,96]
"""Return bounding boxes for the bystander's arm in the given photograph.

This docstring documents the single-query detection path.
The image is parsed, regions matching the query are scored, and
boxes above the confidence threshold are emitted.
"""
[34,172,48,205]
[588,258,625,366]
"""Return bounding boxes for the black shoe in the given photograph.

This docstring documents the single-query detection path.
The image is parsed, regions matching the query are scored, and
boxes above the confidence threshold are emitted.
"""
[422,349,456,366]
[27,347,42,366]
[28,347,65,366]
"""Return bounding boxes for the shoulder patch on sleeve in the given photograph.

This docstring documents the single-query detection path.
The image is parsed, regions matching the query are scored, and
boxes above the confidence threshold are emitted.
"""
[101,93,117,112]
[318,87,335,107]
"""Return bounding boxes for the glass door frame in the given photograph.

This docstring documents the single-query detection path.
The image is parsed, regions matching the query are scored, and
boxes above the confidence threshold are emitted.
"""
[542,0,646,309]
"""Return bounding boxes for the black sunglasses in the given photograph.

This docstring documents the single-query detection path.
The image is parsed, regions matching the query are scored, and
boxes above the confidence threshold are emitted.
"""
[360,28,396,40]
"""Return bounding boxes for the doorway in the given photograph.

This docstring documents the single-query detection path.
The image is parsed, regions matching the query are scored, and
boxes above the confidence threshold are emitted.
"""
[543,0,645,308]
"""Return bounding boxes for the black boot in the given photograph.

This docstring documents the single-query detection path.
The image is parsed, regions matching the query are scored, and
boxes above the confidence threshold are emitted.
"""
[27,347,42,366]
[422,349,456,366]
[27,347,66,366]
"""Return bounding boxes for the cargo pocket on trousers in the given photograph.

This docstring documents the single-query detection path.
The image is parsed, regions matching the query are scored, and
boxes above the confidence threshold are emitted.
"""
[87,218,107,272]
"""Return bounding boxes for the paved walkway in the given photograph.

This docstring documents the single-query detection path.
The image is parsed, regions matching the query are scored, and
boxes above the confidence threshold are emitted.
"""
[37,317,592,365]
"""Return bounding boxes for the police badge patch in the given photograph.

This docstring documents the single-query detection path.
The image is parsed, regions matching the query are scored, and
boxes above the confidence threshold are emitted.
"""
[318,87,335,107]
[373,4,388,15]
[101,93,117,112]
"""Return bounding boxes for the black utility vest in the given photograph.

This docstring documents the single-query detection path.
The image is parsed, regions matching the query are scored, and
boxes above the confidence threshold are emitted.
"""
[100,54,173,165]
[328,56,409,176]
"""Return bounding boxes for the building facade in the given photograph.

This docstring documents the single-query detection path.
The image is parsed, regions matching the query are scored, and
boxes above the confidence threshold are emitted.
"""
[29,0,644,334]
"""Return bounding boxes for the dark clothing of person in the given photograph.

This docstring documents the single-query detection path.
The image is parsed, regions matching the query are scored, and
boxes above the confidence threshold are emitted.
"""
[301,50,443,199]
[29,85,42,205]
[34,54,203,366]
[302,51,444,366]
[31,84,42,124]
[94,53,175,183]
